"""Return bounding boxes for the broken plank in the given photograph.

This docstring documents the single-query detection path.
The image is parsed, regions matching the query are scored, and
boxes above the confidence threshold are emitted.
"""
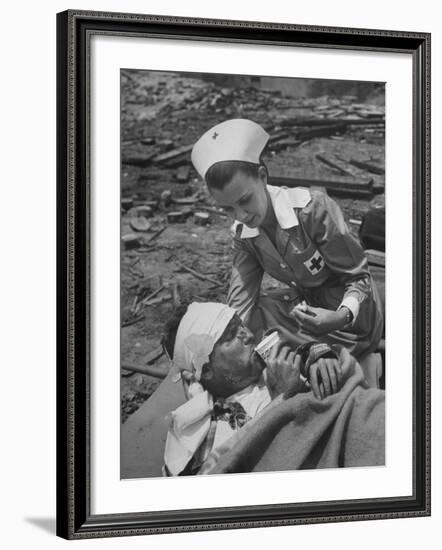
[152,144,192,165]
[121,362,168,379]
[315,153,355,177]
[268,130,289,144]
[122,313,145,327]
[122,151,157,167]
[349,159,385,175]
[145,226,166,243]
[171,194,201,205]
[176,261,224,287]
[122,345,165,376]
[269,175,373,199]
[296,123,348,141]
[279,117,384,128]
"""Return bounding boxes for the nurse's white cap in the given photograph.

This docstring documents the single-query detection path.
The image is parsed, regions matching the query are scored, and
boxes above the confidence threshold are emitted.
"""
[191,119,269,179]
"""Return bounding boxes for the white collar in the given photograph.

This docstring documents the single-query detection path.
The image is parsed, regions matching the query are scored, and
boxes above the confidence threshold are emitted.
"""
[232,185,311,239]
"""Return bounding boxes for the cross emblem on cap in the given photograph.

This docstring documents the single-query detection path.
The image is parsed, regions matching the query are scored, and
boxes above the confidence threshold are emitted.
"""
[212,132,219,140]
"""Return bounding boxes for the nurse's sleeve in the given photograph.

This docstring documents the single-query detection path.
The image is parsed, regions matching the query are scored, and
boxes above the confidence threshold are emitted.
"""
[227,236,264,324]
[301,191,372,324]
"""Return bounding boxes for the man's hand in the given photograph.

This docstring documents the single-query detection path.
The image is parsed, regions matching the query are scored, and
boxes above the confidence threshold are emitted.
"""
[265,344,303,399]
[307,347,356,400]
[290,305,348,336]
[308,357,342,400]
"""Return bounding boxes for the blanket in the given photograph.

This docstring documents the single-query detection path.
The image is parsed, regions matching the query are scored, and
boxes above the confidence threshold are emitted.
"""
[199,362,384,474]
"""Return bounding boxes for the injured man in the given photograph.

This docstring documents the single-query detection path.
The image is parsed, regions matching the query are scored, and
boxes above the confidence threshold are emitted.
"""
[163,302,385,476]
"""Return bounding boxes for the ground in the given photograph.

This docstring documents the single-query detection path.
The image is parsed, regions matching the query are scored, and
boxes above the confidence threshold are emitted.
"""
[120,70,385,422]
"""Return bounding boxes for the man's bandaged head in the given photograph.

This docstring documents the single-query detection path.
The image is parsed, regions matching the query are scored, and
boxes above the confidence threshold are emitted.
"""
[173,302,237,381]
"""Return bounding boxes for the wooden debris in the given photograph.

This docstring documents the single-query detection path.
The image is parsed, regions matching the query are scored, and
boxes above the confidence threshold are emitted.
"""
[122,151,157,167]
[172,282,181,309]
[269,139,301,152]
[138,285,166,307]
[152,144,192,167]
[349,218,363,227]
[130,217,151,232]
[349,158,385,175]
[167,211,189,223]
[132,198,159,211]
[172,194,200,205]
[296,123,348,141]
[121,362,168,379]
[139,137,155,146]
[137,245,158,254]
[130,294,139,314]
[122,313,145,327]
[122,233,141,250]
[194,212,211,225]
[175,166,190,183]
[176,260,224,287]
[280,117,384,128]
[142,294,172,307]
[134,205,153,218]
[315,153,355,177]
[161,189,172,206]
[267,130,289,145]
[355,109,385,118]
[121,198,134,211]
[269,175,374,199]
[121,346,167,377]
[158,139,174,150]
[372,182,385,195]
[365,249,385,268]
[145,225,166,243]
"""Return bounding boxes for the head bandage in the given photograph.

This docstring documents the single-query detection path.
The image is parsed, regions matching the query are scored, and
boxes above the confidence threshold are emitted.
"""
[173,302,237,381]
[191,119,269,179]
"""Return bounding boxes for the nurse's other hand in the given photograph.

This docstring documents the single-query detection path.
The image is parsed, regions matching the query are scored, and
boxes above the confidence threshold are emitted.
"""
[290,305,346,336]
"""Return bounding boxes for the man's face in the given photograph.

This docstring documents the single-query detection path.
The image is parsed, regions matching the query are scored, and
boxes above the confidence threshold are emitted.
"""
[201,315,265,398]
[209,168,269,228]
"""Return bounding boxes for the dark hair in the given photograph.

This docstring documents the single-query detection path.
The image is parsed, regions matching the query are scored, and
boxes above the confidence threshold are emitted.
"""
[205,160,267,191]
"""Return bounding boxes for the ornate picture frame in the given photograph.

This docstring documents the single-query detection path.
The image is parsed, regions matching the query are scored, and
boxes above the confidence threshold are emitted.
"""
[56,10,430,539]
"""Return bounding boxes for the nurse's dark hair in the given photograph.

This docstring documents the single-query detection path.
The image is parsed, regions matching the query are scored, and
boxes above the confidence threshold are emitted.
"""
[161,305,242,360]
[205,160,267,190]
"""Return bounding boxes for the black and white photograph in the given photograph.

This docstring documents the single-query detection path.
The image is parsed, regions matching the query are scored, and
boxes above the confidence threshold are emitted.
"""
[120,70,386,479]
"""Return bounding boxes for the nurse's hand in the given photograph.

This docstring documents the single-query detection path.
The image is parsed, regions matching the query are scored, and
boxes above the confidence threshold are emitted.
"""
[290,305,348,336]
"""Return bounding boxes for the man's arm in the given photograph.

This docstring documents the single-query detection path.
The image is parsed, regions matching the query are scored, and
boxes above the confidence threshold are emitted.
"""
[265,341,356,401]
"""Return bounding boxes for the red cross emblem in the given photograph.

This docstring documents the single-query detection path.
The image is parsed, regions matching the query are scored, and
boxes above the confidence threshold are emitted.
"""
[304,250,324,275]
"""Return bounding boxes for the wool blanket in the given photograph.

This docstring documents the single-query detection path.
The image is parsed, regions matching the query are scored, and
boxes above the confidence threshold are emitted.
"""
[199,361,384,474]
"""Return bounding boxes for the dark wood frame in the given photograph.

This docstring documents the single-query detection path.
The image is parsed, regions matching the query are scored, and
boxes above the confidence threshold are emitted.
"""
[56,9,431,540]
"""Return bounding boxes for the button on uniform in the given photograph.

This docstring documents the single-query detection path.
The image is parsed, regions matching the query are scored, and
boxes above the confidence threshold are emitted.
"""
[280,262,287,269]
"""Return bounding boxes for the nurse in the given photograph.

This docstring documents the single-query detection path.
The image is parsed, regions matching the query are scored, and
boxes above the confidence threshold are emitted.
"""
[191,119,383,357]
